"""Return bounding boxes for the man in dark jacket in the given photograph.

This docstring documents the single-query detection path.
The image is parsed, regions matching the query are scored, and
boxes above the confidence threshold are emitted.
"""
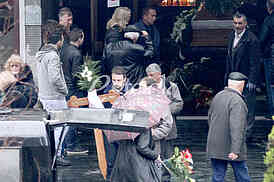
[61,27,88,154]
[207,72,250,182]
[107,25,153,84]
[62,27,86,100]
[135,6,160,63]
[225,12,260,141]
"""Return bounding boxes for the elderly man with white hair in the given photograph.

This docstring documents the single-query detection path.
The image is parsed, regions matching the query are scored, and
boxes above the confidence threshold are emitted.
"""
[207,72,251,182]
[106,25,154,84]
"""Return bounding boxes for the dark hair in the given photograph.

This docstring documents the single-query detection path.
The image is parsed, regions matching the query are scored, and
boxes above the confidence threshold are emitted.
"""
[267,0,274,11]
[58,7,72,19]
[142,6,157,17]
[69,28,84,42]
[42,19,59,44]
[47,24,65,44]
[111,66,126,76]
[233,11,247,22]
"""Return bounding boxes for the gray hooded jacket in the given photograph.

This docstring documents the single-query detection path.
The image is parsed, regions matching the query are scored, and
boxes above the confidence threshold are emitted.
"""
[36,44,68,100]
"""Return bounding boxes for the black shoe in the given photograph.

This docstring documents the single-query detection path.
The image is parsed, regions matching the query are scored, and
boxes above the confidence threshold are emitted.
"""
[56,157,71,166]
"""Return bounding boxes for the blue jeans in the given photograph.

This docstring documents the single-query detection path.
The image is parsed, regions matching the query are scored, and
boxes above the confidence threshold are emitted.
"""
[264,58,274,117]
[211,158,251,182]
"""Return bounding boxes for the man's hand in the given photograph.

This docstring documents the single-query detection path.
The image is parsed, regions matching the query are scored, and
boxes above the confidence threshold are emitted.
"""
[228,152,238,160]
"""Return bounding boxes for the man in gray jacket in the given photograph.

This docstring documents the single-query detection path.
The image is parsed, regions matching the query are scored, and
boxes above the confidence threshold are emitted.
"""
[207,72,250,182]
[36,24,70,166]
[146,63,183,159]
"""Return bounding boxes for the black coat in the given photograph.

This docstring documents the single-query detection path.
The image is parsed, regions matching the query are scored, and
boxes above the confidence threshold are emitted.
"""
[2,65,38,108]
[135,20,160,62]
[110,130,161,182]
[207,88,248,161]
[106,38,153,84]
[226,29,261,84]
[259,13,274,58]
[61,43,87,100]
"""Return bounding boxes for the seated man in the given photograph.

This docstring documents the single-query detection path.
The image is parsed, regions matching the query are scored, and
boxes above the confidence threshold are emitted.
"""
[102,66,132,108]
[101,66,132,181]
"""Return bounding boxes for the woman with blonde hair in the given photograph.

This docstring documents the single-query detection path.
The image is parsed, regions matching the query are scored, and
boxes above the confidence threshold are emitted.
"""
[102,7,132,75]
[105,7,131,44]
[0,54,37,108]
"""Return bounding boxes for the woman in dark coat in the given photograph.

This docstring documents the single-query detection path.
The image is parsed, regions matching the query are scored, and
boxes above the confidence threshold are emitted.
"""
[102,7,131,75]
[110,130,161,182]
[1,54,37,108]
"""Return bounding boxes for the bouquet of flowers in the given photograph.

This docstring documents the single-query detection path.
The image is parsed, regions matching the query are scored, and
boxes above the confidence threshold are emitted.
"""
[163,147,195,182]
[76,56,102,91]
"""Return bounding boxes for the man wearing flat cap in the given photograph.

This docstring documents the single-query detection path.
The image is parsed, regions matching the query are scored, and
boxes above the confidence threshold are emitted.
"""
[207,72,251,182]
[106,25,154,84]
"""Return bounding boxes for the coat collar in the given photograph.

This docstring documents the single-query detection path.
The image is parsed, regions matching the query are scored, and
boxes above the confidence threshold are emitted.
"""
[229,29,249,50]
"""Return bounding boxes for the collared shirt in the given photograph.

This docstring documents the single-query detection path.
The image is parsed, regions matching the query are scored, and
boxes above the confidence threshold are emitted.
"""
[233,29,246,48]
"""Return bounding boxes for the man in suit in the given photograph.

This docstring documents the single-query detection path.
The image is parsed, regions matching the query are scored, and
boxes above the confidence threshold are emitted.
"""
[225,12,261,142]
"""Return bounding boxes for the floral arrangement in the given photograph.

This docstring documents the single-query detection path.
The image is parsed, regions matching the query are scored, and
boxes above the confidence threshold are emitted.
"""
[191,84,214,109]
[76,56,102,91]
[264,127,274,182]
[164,147,195,182]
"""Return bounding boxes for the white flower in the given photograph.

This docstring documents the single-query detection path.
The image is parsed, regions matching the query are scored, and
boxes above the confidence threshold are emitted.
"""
[84,66,89,73]
[87,71,93,77]
[87,76,92,82]
[80,72,86,78]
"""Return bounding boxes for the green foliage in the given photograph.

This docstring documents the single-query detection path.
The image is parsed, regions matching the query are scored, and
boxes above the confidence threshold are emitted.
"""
[170,8,196,45]
[164,147,195,182]
[76,56,102,91]
[264,126,274,182]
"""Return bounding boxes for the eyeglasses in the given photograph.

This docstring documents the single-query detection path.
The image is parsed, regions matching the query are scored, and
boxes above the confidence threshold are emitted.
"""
[10,64,20,68]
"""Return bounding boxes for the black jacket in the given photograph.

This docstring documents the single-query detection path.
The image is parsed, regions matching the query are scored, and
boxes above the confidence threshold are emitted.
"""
[106,38,153,84]
[135,20,160,62]
[259,13,274,58]
[61,43,87,100]
[226,29,261,84]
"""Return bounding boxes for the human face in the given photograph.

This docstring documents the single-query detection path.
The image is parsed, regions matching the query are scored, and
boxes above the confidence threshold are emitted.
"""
[60,14,73,30]
[147,71,161,83]
[112,73,126,91]
[10,62,21,75]
[143,9,157,26]
[233,17,247,34]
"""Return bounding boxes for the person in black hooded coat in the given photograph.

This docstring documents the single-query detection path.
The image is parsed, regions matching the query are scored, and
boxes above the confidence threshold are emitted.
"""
[110,130,161,182]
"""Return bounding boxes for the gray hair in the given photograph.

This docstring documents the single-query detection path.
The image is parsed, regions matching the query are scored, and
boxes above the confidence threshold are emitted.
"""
[146,63,161,73]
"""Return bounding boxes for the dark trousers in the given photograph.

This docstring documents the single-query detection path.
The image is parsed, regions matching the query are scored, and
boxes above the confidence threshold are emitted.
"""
[243,87,256,139]
[103,132,118,181]
[264,58,274,118]
[211,158,251,182]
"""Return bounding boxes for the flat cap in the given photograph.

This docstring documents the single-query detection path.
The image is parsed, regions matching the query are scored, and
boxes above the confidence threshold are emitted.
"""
[146,63,162,73]
[124,25,141,34]
[228,72,248,81]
